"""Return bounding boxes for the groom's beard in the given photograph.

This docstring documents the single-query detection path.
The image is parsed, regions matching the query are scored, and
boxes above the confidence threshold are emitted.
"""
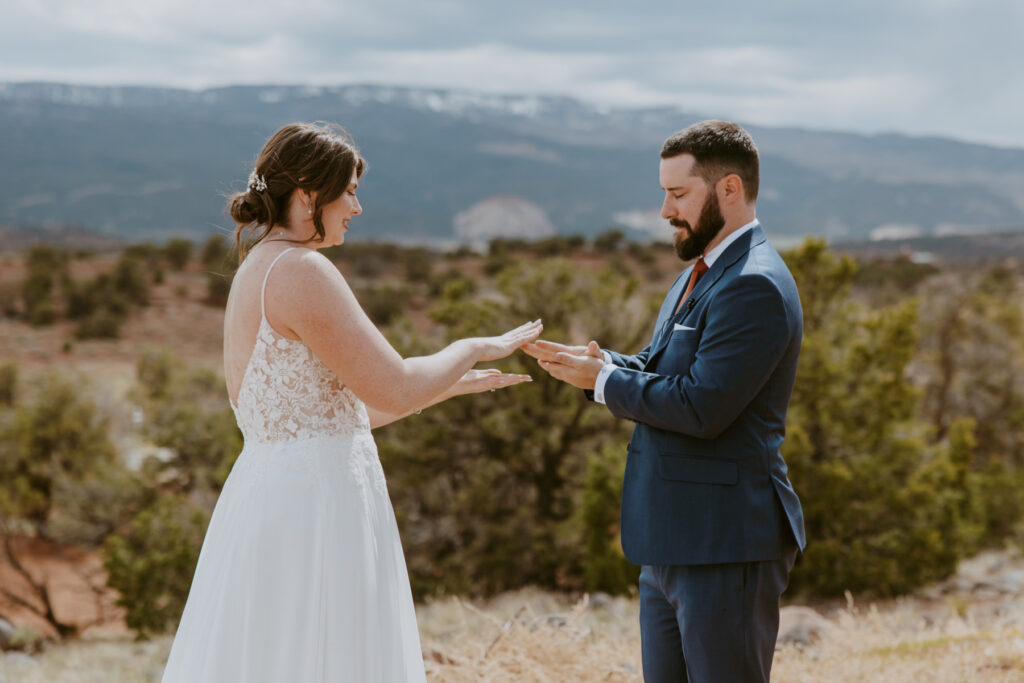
[672,192,725,262]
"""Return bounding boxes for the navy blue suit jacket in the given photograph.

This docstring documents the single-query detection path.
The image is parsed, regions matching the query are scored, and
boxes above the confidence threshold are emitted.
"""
[603,224,805,566]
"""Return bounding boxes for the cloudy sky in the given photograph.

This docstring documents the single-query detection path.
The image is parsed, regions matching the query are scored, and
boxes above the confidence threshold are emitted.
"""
[3,0,1021,148]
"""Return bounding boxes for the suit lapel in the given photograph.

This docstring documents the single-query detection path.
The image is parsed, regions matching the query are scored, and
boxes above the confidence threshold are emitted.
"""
[650,267,693,350]
[644,226,767,368]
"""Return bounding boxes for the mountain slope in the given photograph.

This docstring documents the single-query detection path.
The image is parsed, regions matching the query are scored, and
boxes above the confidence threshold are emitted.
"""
[1,83,1022,242]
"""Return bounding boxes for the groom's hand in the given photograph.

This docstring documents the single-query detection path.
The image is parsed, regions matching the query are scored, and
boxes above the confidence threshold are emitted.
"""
[526,340,605,390]
[520,339,602,363]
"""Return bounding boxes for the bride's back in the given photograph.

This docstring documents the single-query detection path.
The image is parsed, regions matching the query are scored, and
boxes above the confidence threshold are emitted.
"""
[222,244,370,444]
[222,244,300,408]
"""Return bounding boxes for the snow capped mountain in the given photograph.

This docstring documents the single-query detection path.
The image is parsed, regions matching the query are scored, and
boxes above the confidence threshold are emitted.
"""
[1,82,1022,243]
[0,81,585,118]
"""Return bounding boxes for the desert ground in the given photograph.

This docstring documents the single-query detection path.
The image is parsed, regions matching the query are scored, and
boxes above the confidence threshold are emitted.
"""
[4,549,1024,682]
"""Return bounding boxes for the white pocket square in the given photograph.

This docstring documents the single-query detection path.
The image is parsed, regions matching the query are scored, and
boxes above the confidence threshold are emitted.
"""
[673,324,696,331]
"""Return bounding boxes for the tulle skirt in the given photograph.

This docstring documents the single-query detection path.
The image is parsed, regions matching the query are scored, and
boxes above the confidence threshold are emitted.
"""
[160,432,426,682]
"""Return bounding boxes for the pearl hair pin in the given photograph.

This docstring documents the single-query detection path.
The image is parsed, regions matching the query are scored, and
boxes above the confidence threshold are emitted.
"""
[247,170,267,192]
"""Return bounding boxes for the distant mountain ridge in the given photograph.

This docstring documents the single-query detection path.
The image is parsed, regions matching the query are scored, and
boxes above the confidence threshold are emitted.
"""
[2,82,1022,243]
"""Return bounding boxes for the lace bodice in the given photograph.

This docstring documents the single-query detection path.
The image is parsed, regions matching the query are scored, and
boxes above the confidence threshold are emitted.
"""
[231,248,371,444]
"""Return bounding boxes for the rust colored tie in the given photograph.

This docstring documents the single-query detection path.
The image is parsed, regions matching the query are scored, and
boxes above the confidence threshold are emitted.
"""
[675,258,708,313]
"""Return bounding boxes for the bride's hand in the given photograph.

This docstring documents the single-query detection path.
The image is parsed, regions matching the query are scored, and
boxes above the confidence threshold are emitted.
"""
[447,368,533,398]
[476,320,544,362]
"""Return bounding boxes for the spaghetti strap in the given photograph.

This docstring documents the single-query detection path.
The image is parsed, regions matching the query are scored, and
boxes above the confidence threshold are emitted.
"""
[260,248,297,320]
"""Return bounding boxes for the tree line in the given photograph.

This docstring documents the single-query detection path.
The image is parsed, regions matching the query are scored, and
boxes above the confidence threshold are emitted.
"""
[1,235,1022,640]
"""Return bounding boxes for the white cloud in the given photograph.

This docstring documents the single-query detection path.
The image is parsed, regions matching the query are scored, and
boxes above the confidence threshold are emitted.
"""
[2,0,1023,147]
[344,45,613,95]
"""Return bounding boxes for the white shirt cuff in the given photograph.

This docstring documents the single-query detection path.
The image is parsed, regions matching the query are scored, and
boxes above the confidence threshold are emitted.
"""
[602,351,612,363]
[593,364,618,404]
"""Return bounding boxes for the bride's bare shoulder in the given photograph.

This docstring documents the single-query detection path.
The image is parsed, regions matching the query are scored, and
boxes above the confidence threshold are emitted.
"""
[274,248,348,290]
[263,248,356,323]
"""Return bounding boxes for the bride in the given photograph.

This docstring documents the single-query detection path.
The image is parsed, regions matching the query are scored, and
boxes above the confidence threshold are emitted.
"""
[160,122,542,682]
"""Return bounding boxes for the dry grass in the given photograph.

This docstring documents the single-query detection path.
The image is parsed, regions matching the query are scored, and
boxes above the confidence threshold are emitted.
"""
[5,588,1024,682]
[772,597,1024,683]
[0,637,171,683]
[417,589,642,682]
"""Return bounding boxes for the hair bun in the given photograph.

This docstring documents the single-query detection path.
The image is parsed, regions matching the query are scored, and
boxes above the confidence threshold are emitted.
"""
[229,191,268,226]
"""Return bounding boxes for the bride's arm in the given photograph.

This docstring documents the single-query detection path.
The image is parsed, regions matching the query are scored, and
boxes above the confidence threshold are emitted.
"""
[365,368,532,429]
[271,250,541,416]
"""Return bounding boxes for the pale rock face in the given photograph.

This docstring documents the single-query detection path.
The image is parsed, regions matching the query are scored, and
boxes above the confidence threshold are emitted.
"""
[453,195,557,242]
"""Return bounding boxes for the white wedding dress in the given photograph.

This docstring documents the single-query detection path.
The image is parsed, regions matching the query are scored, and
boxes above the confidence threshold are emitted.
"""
[161,248,426,682]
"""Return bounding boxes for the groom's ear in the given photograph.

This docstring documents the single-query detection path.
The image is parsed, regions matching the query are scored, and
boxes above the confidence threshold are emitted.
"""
[718,173,745,206]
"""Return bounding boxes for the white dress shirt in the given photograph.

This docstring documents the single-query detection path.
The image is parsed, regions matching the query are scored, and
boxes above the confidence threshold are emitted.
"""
[592,219,759,405]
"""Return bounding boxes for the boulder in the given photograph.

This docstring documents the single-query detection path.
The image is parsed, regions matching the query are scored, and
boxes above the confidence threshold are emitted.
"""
[588,592,614,610]
[993,569,1024,595]
[956,550,1009,583]
[777,606,829,646]
[2,651,38,668]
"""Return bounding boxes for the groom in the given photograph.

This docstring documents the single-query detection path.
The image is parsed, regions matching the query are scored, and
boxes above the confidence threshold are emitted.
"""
[526,120,805,682]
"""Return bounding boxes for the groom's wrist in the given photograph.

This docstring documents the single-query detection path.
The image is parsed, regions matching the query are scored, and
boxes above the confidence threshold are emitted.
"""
[593,364,617,404]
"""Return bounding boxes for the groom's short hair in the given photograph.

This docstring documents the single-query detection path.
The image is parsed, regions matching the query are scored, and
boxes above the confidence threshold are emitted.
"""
[661,120,759,202]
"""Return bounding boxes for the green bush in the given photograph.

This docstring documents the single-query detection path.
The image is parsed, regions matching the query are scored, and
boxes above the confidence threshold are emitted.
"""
[580,444,639,594]
[533,236,573,256]
[200,234,231,270]
[592,229,625,252]
[482,252,512,276]
[854,257,940,302]
[400,247,434,283]
[136,347,181,401]
[488,238,529,256]
[47,459,148,546]
[205,272,232,307]
[380,258,655,597]
[970,457,1024,545]
[65,280,100,319]
[0,372,117,522]
[64,253,150,335]
[133,350,242,493]
[445,245,478,260]
[25,245,69,273]
[0,282,19,317]
[27,299,57,326]
[917,265,1024,465]
[359,285,410,325]
[0,361,16,406]
[783,239,979,597]
[93,351,244,637]
[74,309,124,340]
[113,254,150,305]
[22,271,55,324]
[122,243,160,262]
[163,239,193,270]
[428,269,476,297]
[565,234,586,250]
[103,495,209,637]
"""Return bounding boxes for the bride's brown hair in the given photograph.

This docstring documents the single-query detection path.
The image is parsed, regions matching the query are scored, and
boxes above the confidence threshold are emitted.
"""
[228,122,365,260]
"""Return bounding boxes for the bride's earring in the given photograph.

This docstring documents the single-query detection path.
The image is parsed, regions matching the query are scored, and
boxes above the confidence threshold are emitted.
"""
[307,205,313,216]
